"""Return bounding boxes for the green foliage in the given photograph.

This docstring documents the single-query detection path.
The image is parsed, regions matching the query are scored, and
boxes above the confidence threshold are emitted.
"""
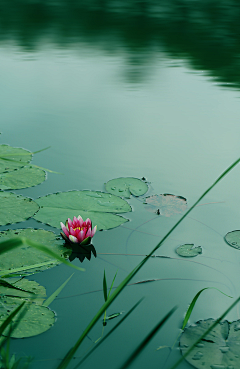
[176,243,202,257]
[144,194,187,217]
[0,193,39,226]
[0,145,32,174]
[34,190,131,230]
[0,229,71,275]
[0,279,46,305]
[105,177,148,198]
[0,167,46,190]
[224,230,240,249]
[43,274,74,307]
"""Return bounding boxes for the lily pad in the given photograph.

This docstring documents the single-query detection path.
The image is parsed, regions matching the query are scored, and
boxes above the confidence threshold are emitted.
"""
[0,229,71,275]
[176,244,202,257]
[224,230,240,250]
[144,194,187,217]
[0,300,55,338]
[0,145,32,174]
[0,167,46,190]
[0,279,46,305]
[0,192,39,225]
[180,318,240,369]
[105,177,148,199]
[34,190,131,230]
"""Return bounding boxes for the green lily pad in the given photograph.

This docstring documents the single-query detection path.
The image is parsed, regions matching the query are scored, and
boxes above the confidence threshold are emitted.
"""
[0,192,39,225]
[0,299,55,338]
[0,145,32,174]
[180,318,240,369]
[144,194,187,217]
[0,167,46,190]
[34,190,131,230]
[105,177,148,199]
[176,244,202,257]
[0,279,46,305]
[0,229,71,275]
[224,230,240,250]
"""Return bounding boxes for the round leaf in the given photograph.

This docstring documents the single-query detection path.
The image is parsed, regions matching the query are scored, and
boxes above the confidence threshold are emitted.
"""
[0,192,39,225]
[144,194,187,217]
[176,244,202,257]
[0,145,32,174]
[180,318,240,369]
[0,167,46,190]
[0,300,55,338]
[34,190,131,230]
[224,230,240,250]
[0,279,46,305]
[105,177,148,199]
[0,229,71,274]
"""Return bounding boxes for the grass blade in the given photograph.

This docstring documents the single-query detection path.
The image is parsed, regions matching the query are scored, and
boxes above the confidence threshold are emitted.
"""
[0,260,62,277]
[108,271,118,299]
[182,287,233,330]
[57,158,240,369]
[72,298,144,369]
[169,296,240,369]
[103,270,108,302]
[0,301,25,338]
[43,274,74,307]
[118,306,177,369]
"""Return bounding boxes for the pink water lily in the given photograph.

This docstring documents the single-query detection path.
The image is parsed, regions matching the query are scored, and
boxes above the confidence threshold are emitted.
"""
[60,216,97,246]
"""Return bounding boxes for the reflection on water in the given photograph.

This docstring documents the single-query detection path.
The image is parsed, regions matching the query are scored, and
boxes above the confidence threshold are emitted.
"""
[1,0,240,86]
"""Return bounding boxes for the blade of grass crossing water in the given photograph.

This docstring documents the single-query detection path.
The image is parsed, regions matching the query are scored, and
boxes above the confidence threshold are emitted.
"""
[72,299,144,369]
[108,272,118,299]
[57,158,240,369]
[43,274,74,307]
[169,296,240,369]
[119,306,177,369]
[103,270,108,302]
[182,287,233,330]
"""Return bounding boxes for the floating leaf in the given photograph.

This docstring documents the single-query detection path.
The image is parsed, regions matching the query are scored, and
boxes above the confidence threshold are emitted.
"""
[0,229,71,275]
[176,244,202,258]
[0,279,46,305]
[0,301,55,338]
[34,190,131,230]
[0,145,32,173]
[0,167,46,190]
[180,318,240,369]
[144,194,187,217]
[224,230,240,250]
[105,177,148,199]
[0,192,39,225]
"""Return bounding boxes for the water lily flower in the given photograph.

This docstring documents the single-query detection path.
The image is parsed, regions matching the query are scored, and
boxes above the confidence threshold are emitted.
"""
[60,216,97,246]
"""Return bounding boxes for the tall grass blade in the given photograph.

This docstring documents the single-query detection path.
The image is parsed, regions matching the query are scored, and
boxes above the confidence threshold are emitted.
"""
[118,306,177,369]
[0,302,25,338]
[108,271,117,299]
[103,270,108,302]
[169,296,240,369]
[182,287,233,330]
[43,274,74,307]
[57,158,240,369]
[72,298,144,369]
[0,260,63,277]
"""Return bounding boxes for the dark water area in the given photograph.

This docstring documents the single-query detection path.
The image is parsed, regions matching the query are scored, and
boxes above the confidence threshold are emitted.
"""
[1,2,240,369]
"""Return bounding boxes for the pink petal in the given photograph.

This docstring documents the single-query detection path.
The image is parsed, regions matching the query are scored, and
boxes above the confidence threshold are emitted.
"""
[69,235,78,243]
[67,218,73,229]
[86,228,92,238]
[91,225,97,237]
[73,216,78,228]
[69,227,78,237]
[77,215,84,227]
[85,218,92,228]
[60,222,69,237]
[77,230,85,243]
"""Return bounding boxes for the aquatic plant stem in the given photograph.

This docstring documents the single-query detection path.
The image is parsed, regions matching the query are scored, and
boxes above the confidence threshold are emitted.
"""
[57,157,240,369]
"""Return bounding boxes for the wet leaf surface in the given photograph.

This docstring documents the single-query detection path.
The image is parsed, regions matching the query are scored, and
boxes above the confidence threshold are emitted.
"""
[224,230,240,250]
[144,194,187,217]
[105,177,148,198]
[0,229,71,274]
[0,144,32,174]
[180,318,240,369]
[34,190,131,230]
[0,166,46,190]
[0,192,39,225]
[176,244,202,257]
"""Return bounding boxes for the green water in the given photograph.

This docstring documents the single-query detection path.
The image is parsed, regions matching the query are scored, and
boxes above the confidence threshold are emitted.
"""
[1,2,240,368]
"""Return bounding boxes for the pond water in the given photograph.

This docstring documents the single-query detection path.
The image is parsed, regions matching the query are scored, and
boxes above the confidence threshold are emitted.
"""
[1,2,240,369]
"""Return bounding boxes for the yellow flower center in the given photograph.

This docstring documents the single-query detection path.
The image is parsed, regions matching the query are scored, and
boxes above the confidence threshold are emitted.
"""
[74,227,84,231]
